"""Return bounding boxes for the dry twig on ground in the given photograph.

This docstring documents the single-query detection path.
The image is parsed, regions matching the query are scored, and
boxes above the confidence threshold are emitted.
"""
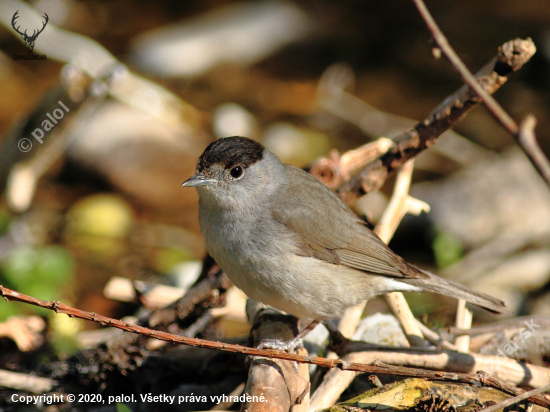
[477,383,550,412]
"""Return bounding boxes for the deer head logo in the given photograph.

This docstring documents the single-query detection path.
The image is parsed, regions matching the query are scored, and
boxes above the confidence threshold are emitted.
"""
[11,10,49,53]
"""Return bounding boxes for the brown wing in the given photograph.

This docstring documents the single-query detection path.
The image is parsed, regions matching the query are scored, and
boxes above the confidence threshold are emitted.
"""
[273,166,509,314]
[272,165,427,279]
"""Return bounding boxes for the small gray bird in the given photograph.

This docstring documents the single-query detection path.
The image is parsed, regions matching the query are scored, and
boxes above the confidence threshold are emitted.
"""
[182,136,508,326]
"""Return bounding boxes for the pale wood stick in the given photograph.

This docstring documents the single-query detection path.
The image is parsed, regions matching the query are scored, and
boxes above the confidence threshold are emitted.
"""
[309,138,394,190]
[337,159,430,347]
[0,315,45,352]
[379,160,430,348]
[380,160,429,348]
[309,369,358,412]
[384,292,428,348]
[0,369,57,393]
[455,299,472,352]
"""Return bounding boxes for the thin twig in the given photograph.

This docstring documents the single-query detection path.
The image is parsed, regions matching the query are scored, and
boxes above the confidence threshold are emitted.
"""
[415,320,457,351]
[3,285,550,409]
[3,284,549,394]
[518,115,550,183]
[313,330,550,409]
[412,0,516,134]
[148,259,229,327]
[477,383,550,412]
[412,0,550,187]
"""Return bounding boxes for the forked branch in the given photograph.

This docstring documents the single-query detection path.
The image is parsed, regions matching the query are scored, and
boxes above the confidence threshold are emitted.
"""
[412,0,550,186]
[333,37,538,204]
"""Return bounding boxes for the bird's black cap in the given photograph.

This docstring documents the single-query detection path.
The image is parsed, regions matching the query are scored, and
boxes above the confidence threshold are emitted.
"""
[197,136,265,172]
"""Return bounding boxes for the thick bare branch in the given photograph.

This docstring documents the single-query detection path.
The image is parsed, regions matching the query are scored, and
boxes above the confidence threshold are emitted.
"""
[334,38,537,204]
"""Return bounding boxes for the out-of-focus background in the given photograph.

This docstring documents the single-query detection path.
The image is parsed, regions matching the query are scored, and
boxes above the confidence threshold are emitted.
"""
[0,0,549,366]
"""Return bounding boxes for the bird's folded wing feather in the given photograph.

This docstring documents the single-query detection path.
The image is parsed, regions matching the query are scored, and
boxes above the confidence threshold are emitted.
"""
[272,165,427,279]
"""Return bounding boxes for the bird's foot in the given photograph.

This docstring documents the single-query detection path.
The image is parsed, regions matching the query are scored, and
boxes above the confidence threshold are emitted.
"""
[256,337,303,353]
[256,338,303,372]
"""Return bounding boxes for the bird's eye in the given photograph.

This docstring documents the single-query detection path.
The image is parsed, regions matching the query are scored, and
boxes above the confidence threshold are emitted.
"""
[230,166,244,179]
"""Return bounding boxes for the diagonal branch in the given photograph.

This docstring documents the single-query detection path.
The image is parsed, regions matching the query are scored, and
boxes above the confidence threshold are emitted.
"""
[334,37,537,205]
[412,0,550,186]
[477,383,550,412]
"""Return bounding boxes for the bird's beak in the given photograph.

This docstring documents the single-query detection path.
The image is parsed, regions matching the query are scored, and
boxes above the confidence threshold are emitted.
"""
[181,174,217,187]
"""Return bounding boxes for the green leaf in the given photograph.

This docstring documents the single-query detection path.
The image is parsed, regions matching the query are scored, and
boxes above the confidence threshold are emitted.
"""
[2,246,75,287]
[1,246,76,320]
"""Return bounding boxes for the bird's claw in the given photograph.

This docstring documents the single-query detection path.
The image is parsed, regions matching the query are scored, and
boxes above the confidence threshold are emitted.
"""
[256,338,303,352]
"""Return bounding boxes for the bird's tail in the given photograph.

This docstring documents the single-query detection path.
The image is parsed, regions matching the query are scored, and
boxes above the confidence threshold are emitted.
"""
[401,268,511,314]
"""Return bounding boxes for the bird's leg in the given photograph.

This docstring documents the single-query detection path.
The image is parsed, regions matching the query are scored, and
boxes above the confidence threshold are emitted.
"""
[257,320,321,352]
[290,319,322,346]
